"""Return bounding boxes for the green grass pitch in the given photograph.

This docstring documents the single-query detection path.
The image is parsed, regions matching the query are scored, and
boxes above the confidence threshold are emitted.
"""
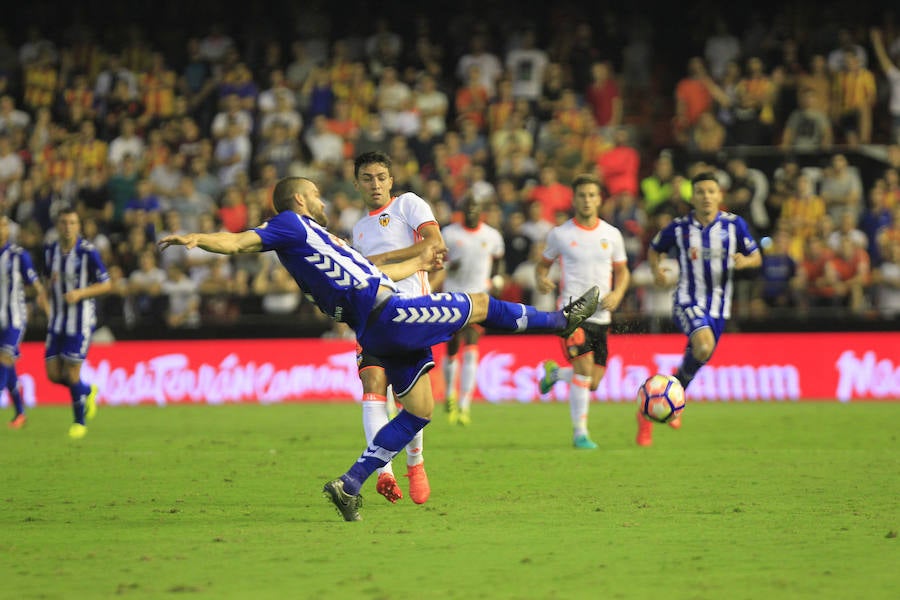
[2,401,898,599]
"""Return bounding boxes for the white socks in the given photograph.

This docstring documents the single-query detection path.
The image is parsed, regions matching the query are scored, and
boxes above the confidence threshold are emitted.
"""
[570,374,591,437]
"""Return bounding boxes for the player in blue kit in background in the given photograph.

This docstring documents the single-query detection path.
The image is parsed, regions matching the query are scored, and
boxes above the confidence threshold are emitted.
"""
[159,176,600,521]
[1,216,50,429]
[44,208,112,439]
[638,172,761,446]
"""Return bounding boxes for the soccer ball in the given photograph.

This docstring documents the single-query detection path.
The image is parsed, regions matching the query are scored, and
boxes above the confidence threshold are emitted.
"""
[637,374,685,424]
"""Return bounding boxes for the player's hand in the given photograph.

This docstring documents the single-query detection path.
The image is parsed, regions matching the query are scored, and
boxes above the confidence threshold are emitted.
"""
[159,234,197,251]
[536,277,555,294]
[652,270,669,287]
[733,254,752,270]
[600,291,623,312]
[63,289,83,304]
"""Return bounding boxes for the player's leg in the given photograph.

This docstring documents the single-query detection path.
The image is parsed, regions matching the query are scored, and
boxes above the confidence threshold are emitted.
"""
[676,328,716,389]
[358,358,403,503]
[324,353,433,520]
[456,326,482,426]
[0,351,16,427]
[466,287,599,337]
[444,331,462,419]
[569,351,597,449]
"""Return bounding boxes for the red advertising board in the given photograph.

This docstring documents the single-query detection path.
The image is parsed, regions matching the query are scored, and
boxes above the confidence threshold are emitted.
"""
[4,332,898,408]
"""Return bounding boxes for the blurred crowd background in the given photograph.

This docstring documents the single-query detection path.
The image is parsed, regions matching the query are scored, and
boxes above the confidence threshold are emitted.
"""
[1,0,899,339]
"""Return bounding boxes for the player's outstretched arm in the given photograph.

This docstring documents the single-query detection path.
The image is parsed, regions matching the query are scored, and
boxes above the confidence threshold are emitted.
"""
[159,230,263,255]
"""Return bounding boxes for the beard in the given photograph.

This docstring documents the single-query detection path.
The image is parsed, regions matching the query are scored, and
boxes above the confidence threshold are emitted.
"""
[310,207,328,227]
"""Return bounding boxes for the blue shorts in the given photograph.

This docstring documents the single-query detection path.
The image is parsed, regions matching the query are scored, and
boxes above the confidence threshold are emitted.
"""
[357,292,473,397]
[45,332,92,362]
[673,304,725,342]
[0,327,24,358]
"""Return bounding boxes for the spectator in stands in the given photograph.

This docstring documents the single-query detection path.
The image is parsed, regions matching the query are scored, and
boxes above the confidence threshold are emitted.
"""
[456,33,503,98]
[161,262,201,329]
[528,165,573,224]
[76,167,112,228]
[780,173,826,252]
[213,118,251,187]
[506,28,549,105]
[827,28,868,73]
[107,118,145,169]
[520,199,554,244]
[724,156,771,238]
[672,57,717,145]
[0,95,30,135]
[831,52,876,146]
[126,248,166,327]
[218,185,248,233]
[414,72,448,137]
[824,233,871,313]
[755,228,799,314]
[780,88,833,151]
[640,152,689,217]
[585,61,622,132]
[688,111,727,153]
[870,28,900,145]
[872,238,900,318]
[595,127,640,201]
[252,253,303,315]
[820,153,864,222]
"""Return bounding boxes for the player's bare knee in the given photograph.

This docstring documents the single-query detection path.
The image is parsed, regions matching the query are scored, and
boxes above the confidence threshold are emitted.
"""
[467,293,489,324]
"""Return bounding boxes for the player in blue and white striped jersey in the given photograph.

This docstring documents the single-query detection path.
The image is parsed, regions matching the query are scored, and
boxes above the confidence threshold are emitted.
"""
[43,208,112,439]
[159,176,600,521]
[639,172,761,446]
[1,216,49,429]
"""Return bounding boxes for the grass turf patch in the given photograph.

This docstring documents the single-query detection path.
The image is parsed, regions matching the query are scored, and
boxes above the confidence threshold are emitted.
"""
[1,401,898,599]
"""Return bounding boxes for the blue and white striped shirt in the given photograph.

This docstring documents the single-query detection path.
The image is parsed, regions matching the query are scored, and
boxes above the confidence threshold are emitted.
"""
[0,243,40,331]
[43,238,110,336]
[255,212,397,329]
[650,211,759,319]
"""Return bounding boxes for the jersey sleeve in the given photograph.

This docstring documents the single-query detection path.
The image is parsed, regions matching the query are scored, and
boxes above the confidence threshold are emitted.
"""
[17,249,40,285]
[399,193,439,232]
[650,221,676,253]
[611,227,628,264]
[542,227,561,262]
[490,228,505,259]
[87,246,110,283]
[255,213,307,251]
[734,217,760,255]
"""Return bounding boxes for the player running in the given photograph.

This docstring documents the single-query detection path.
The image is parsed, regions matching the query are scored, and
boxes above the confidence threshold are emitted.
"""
[536,174,630,449]
[637,172,761,446]
[440,194,505,425]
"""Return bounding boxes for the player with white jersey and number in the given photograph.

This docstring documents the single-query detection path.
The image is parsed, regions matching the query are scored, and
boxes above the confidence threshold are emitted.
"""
[351,151,446,505]
[636,171,761,446]
[537,174,630,449]
[440,195,505,425]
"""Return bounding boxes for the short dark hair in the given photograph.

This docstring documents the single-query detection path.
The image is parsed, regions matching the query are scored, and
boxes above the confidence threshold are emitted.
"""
[691,171,720,187]
[57,206,79,220]
[571,173,603,193]
[271,177,310,214]
[354,151,392,179]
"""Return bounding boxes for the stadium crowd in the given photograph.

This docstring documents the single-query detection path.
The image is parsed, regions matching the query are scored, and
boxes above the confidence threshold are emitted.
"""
[1,2,900,338]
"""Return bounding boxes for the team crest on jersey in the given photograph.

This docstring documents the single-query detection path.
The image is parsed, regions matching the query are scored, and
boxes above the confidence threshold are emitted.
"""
[379,214,391,227]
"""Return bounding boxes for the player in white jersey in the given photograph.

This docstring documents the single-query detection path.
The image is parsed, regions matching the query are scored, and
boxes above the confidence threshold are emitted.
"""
[351,151,446,505]
[536,174,631,449]
[440,195,505,425]
[636,172,760,446]
[0,216,49,429]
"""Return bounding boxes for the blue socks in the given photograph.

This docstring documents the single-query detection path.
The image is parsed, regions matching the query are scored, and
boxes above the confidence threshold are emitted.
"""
[483,296,566,332]
[6,366,23,415]
[69,380,91,425]
[676,347,706,390]
[341,410,430,495]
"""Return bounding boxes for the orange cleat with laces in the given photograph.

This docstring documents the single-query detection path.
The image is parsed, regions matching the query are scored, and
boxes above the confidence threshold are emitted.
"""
[376,472,403,503]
